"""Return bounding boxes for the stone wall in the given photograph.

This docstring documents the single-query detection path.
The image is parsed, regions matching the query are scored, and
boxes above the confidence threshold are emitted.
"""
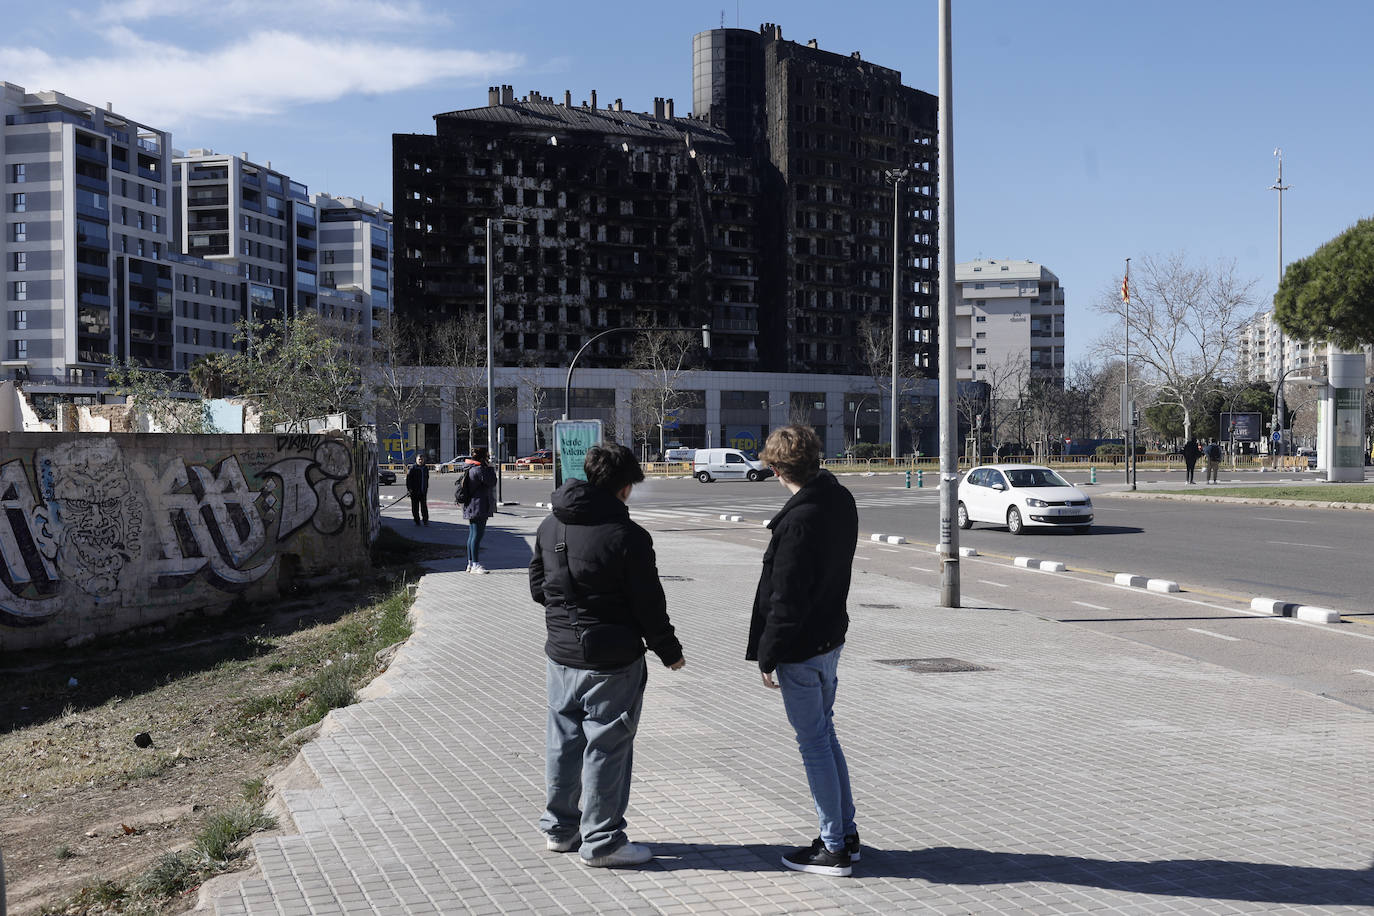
[0,431,380,651]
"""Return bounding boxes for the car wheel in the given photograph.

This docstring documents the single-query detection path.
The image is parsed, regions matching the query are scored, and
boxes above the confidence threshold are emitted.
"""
[956,502,972,530]
[696,471,712,483]
[746,469,761,482]
[1007,506,1025,535]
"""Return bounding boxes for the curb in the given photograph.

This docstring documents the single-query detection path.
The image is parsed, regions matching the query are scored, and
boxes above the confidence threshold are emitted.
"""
[1251,597,1343,624]
[1014,556,1066,572]
[1113,572,1180,593]
[535,501,553,509]
[958,546,979,557]
[870,533,907,545]
[718,514,743,522]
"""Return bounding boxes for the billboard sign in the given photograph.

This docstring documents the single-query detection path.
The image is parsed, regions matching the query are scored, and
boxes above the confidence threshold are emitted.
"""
[1219,412,1261,442]
[552,419,603,487]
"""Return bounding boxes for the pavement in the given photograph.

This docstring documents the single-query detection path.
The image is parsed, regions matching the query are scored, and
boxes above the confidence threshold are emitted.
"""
[213,501,1374,915]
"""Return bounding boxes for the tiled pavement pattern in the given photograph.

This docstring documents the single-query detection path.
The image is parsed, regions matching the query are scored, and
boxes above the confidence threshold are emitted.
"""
[216,508,1374,915]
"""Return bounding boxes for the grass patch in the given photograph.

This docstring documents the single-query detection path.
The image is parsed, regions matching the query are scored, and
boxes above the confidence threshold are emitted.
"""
[1154,484,1374,503]
[56,844,75,860]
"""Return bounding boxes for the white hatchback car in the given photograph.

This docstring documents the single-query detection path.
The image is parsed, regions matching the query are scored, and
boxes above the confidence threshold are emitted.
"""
[958,464,1093,534]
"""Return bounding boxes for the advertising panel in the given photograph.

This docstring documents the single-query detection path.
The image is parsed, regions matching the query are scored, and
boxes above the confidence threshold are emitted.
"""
[1219,412,1261,442]
[552,420,603,487]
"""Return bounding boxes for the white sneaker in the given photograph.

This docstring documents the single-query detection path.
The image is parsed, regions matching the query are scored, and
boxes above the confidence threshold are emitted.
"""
[468,562,489,575]
[545,833,581,853]
[581,842,653,868]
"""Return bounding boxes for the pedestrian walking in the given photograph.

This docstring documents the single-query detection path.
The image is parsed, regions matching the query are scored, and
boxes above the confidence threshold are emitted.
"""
[460,447,498,573]
[748,425,861,877]
[1182,438,1201,484]
[530,444,686,868]
[1205,439,1223,484]
[406,453,430,526]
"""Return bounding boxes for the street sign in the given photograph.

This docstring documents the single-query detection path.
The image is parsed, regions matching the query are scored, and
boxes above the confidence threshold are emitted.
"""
[552,419,602,487]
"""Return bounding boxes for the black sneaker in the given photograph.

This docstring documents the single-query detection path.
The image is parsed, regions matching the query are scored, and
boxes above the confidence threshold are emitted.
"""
[782,837,852,876]
[845,832,861,862]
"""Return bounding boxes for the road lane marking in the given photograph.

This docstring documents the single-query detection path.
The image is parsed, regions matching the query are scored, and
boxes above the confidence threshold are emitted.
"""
[1073,601,1110,610]
[976,579,1008,588]
[909,566,933,573]
[1353,669,1374,678]
[749,538,770,544]
[1254,517,1313,524]
[1265,540,1336,549]
[878,547,901,553]
[1188,628,1241,641]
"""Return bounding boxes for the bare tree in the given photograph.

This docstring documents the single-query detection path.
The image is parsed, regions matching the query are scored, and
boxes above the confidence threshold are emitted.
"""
[514,357,555,454]
[369,314,431,460]
[628,327,706,457]
[855,316,928,452]
[1093,253,1257,441]
[432,314,488,454]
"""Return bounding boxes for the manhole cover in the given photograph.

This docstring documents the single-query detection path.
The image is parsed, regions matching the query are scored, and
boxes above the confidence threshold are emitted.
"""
[876,657,992,674]
[860,603,899,609]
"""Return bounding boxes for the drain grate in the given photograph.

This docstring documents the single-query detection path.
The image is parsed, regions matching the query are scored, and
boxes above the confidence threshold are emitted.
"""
[876,657,992,674]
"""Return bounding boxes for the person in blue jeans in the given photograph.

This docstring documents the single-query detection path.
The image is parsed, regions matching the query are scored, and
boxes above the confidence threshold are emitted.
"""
[748,425,860,877]
[529,444,686,867]
[461,448,498,573]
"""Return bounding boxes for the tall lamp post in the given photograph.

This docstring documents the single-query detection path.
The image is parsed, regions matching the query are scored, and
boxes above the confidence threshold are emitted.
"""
[564,325,711,420]
[936,0,959,607]
[1270,149,1290,454]
[885,167,909,461]
[486,217,526,461]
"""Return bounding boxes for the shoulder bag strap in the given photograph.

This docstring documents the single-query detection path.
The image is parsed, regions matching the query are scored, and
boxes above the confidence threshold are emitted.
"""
[553,522,582,629]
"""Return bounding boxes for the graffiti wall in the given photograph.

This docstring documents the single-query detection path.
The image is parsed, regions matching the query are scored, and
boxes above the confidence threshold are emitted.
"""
[0,432,379,651]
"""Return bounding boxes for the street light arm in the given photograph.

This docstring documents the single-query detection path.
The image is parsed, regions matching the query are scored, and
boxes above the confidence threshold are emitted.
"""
[563,325,710,420]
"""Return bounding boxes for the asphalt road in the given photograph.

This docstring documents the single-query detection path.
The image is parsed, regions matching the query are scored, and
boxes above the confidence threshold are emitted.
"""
[387,468,1374,712]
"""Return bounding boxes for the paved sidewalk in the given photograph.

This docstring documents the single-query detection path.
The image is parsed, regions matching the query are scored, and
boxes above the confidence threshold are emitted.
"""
[215,508,1374,914]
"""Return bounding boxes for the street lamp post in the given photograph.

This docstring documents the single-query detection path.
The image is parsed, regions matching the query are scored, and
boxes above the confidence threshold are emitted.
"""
[486,217,525,461]
[885,167,909,461]
[851,395,868,449]
[936,0,959,606]
[564,325,711,420]
[1271,149,1290,450]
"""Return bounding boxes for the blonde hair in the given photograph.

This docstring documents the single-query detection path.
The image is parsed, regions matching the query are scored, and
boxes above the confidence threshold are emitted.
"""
[759,425,821,484]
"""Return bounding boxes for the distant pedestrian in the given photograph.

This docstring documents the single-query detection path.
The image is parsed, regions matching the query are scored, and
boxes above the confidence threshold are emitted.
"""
[748,425,861,877]
[461,447,499,574]
[1182,438,1201,484]
[1205,439,1223,483]
[406,453,430,526]
[530,444,686,868]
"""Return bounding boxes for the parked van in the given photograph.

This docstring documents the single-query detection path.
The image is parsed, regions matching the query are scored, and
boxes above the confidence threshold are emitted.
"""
[664,448,696,463]
[693,448,773,483]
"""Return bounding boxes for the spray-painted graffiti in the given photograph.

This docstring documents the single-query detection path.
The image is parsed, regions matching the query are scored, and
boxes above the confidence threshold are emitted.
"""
[0,434,374,635]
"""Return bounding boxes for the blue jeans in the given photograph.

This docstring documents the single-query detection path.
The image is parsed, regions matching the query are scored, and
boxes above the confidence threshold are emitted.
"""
[541,656,647,859]
[466,518,487,564]
[777,645,856,851]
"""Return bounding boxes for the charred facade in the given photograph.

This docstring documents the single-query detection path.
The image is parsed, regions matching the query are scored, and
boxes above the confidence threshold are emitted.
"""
[393,23,937,377]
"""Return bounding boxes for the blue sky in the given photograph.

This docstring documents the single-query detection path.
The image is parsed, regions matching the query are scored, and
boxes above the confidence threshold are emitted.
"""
[5,0,1374,366]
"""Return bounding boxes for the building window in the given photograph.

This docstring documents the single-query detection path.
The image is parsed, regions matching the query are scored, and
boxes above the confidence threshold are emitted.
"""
[11,310,27,330]
[149,187,159,206]
[12,339,27,359]
[13,252,26,271]
[973,282,984,289]
[11,193,25,213]
[11,164,26,183]
[975,315,986,323]
[10,281,26,301]
[11,222,26,242]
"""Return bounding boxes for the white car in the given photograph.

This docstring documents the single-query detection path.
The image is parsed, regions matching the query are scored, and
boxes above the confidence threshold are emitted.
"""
[957,464,1093,534]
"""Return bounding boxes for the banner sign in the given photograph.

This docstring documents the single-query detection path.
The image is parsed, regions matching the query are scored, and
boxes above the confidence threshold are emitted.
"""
[552,420,602,487]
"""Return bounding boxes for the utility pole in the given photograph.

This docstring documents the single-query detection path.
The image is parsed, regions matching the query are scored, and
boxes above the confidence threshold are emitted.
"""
[1271,149,1290,457]
[936,0,959,607]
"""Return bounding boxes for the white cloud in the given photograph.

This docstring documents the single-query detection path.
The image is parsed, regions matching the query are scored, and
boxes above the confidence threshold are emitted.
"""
[90,0,446,30]
[0,29,520,125]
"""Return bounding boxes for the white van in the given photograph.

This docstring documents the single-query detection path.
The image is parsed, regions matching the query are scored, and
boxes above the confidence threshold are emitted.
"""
[692,448,773,483]
[664,448,696,463]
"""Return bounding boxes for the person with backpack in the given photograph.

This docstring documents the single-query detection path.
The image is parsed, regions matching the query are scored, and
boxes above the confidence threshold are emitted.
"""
[458,447,498,573]
[1205,439,1223,484]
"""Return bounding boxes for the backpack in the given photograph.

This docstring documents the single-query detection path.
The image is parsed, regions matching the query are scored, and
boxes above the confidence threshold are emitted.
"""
[1207,444,1222,461]
[455,467,474,505]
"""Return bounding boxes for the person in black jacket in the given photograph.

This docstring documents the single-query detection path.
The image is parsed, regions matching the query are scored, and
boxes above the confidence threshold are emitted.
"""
[748,425,860,877]
[1182,438,1201,484]
[460,447,499,573]
[529,444,686,868]
[405,453,430,525]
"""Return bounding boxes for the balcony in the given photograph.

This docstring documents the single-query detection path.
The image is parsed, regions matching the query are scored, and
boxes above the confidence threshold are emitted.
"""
[188,194,229,208]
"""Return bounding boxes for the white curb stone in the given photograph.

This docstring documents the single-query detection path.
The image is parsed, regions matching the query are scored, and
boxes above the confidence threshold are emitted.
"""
[1014,557,1036,568]
[1295,605,1341,624]
[1251,597,1285,615]
[535,501,553,509]
[1114,573,1147,588]
[719,514,742,522]
[870,534,906,544]
[1041,560,1067,572]
[1015,557,1066,572]
[1146,578,1180,593]
[958,547,978,557]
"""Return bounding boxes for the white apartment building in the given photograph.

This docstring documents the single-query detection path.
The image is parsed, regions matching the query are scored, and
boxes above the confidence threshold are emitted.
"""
[312,193,392,328]
[954,259,1065,388]
[1239,310,1325,383]
[1,82,389,411]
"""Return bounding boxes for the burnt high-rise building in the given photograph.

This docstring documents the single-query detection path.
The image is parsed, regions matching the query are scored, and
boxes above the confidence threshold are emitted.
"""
[393,22,937,377]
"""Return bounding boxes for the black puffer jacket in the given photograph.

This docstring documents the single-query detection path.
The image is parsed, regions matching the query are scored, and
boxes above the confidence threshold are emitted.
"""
[747,470,858,673]
[530,479,683,669]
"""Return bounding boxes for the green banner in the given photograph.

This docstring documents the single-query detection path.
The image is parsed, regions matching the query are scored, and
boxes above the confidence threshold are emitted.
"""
[552,420,602,487]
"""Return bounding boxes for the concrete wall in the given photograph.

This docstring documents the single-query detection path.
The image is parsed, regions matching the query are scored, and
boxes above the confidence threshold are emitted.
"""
[0,431,380,651]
